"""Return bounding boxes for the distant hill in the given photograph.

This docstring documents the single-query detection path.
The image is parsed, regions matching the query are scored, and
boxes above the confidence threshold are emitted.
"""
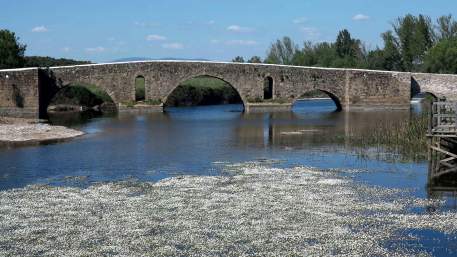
[112,57,211,62]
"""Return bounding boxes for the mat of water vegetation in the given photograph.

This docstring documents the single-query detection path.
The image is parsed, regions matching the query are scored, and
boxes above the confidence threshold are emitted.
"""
[0,163,456,256]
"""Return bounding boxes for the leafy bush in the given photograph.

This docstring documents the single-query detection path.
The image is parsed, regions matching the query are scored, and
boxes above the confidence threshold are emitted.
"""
[424,37,457,74]
[165,76,242,107]
[50,83,113,109]
[144,99,162,105]
[135,77,145,101]
[122,101,136,108]
[247,97,263,103]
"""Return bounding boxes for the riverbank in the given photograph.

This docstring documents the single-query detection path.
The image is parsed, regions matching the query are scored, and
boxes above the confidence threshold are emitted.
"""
[0,117,84,146]
[0,163,455,256]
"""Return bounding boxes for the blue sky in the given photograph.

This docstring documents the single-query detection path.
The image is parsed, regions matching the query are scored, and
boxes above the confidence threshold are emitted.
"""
[1,0,455,63]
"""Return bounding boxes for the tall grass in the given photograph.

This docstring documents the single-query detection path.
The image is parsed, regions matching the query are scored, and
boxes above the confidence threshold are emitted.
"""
[348,112,429,161]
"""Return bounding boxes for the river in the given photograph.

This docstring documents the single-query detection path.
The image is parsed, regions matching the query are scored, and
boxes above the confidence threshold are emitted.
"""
[0,99,456,256]
[0,100,427,190]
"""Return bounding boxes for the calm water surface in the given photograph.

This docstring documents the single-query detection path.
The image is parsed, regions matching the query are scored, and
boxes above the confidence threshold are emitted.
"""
[1,100,428,192]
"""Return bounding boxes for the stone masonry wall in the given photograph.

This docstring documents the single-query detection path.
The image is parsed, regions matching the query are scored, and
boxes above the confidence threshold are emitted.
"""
[0,68,39,118]
[346,70,411,109]
[47,62,415,111]
[1,61,457,118]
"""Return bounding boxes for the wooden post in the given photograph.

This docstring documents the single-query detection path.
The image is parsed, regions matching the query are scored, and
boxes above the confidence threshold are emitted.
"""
[428,100,433,135]
[455,102,457,131]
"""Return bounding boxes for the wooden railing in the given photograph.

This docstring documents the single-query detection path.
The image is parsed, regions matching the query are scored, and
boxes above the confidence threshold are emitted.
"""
[428,101,457,137]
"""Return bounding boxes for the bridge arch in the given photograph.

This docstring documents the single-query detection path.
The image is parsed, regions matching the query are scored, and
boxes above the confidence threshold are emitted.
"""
[40,81,117,118]
[162,74,246,110]
[410,77,441,101]
[292,89,343,112]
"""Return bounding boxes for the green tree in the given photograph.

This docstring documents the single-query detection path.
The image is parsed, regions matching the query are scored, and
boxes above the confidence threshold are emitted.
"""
[334,29,365,68]
[247,56,262,63]
[415,15,434,53]
[292,41,320,66]
[291,41,341,68]
[367,49,387,70]
[380,31,403,71]
[393,14,417,71]
[232,56,245,63]
[264,36,297,65]
[435,14,457,40]
[393,14,434,71]
[313,42,338,67]
[335,29,356,57]
[259,13,457,73]
[424,37,457,74]
[0,29,26,69]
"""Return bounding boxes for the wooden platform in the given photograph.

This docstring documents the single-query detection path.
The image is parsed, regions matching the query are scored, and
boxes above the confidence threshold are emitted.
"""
[428,101,457,180]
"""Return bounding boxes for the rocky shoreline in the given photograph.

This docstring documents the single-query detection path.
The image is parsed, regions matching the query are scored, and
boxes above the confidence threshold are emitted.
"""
[0,117,84,146]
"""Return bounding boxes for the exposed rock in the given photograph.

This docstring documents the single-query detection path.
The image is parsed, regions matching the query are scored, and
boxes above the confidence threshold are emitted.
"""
[0,164,455,256]
[0,119,84,145]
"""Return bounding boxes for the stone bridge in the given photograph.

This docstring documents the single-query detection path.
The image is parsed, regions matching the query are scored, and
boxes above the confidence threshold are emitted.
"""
[1,60,457,118]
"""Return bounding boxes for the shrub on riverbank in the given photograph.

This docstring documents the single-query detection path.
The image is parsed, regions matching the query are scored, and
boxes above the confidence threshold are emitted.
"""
[49,83,114,111]
[165,76,242,107]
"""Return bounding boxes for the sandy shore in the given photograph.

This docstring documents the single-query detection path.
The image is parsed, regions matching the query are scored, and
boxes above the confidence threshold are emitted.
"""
[0,117,84,145]
[0,163,455,256]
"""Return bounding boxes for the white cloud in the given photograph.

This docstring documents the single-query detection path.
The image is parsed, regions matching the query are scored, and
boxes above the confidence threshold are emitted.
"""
[134,21,160,28]
[293,17,308,24]
[31,26,48,33]
[85,46,105,53]
[210,39,221,44]
[226,40,258,46]
[162,43,184,49]
[301,27,320,38]
[352,14,370,21]
[62,47,71,52]
[146,34,167,41]
[227,25,253,33]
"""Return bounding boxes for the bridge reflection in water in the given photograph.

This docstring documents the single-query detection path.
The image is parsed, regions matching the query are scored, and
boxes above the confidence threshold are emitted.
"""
[427,174,457,212]
[234,107,411,150]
